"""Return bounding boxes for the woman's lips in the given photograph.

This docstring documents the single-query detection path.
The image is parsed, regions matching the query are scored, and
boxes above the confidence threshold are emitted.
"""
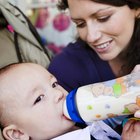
[92,40,112,53]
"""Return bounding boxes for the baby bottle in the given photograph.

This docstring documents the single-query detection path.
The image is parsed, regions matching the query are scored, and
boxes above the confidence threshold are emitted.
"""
[63,72,140,123]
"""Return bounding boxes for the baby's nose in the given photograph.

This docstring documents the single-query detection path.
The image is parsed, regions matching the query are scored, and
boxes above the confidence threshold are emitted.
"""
[54,91,64,103]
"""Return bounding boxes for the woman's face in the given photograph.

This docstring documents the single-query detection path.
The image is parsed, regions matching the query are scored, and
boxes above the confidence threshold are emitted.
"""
[68,0,137,61]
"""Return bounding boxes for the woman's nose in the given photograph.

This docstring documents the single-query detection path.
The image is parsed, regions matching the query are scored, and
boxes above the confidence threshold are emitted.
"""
[86,23,101,43]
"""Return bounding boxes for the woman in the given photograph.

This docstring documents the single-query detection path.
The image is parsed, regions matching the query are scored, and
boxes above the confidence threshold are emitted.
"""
[48,0,140,139]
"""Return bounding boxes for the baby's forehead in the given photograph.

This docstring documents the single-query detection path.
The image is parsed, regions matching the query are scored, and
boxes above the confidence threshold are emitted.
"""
[2,64,48,81]
[0,63,52,97]
[13,64,51,77]
[0,88,19,112]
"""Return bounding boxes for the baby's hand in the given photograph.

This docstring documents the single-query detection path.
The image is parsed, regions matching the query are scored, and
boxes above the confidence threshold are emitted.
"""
[121,119,140,140]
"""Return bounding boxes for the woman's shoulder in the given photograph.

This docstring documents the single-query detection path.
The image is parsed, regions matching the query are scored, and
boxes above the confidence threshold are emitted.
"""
[48,40,91,74]
[50,40,96,63]
[48,40,115,91]
[48,40,98,91]
[62,40,89,55]
[48,39,114,80]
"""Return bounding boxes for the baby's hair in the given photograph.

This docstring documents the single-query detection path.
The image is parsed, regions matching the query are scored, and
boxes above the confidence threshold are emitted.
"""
[0,63,19,75]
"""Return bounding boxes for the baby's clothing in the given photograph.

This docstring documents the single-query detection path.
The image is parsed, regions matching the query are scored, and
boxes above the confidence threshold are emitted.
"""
[52,121,121,140]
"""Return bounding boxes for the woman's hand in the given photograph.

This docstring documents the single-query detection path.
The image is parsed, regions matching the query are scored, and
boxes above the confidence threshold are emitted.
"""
[122,119,140,140]
[131,64,140,73]
[131,65,140,118]
[134,110,140,118]
[122,64,140,140]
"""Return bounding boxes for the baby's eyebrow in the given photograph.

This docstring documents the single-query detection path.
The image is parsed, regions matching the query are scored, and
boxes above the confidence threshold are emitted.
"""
[50,74,57,81]
[50,74,54,79]
[26,87,42,100]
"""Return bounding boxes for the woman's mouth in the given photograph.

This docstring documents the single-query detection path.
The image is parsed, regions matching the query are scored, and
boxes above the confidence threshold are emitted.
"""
[93,40,112,53]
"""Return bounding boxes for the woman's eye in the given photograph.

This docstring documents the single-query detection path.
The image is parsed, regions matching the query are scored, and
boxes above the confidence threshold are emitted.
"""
[73,20,86,28]
[76,22,86,28]
[97,15,111,22]
[34,95,44,105]
[52,81,59,88]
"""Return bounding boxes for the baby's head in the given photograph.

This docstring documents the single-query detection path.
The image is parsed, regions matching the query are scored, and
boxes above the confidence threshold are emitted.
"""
[0,63,75,140]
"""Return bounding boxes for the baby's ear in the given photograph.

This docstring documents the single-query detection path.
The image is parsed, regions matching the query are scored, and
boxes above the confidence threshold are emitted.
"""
[2,125,29,140]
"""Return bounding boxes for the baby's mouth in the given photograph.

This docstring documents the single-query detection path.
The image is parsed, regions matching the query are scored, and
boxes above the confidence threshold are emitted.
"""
[62,114,71,121]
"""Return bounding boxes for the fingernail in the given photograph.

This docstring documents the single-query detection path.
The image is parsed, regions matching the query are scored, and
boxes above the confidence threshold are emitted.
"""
[134,111,140,118]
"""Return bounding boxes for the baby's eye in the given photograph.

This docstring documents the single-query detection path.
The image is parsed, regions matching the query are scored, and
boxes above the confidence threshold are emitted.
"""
[34,95,44,105]
[52,81,59,88]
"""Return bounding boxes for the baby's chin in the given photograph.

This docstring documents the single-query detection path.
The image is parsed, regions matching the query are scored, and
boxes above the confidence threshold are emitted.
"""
[62,119,75,131]
[62,114,75,126]
[49,126,75,140]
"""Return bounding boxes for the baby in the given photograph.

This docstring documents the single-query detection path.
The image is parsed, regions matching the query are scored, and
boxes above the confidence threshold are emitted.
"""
[0,63,130,140]
[0,63,77,140]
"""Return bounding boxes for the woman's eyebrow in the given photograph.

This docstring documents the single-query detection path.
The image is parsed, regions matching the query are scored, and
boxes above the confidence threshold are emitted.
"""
[71,7,111,20]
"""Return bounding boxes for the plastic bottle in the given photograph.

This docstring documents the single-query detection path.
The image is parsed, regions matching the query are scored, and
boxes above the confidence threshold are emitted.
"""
[63,72,140,123]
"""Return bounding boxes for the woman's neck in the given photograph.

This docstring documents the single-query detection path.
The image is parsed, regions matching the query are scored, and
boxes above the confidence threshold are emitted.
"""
[108,57,125,77]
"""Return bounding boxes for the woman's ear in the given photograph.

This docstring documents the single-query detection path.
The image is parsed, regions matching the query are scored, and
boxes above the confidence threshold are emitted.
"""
[2,125,29,140]
[135,8,140,18]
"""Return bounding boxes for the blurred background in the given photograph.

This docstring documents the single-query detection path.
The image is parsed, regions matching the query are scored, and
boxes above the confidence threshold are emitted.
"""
[8,0,77,54]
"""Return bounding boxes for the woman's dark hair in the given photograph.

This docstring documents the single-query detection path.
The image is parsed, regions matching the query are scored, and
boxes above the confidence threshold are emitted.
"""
[57,0,140,10]
[58,0,140,75]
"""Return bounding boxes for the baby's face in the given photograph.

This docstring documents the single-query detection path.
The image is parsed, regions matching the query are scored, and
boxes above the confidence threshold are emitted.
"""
[3,64,75,139]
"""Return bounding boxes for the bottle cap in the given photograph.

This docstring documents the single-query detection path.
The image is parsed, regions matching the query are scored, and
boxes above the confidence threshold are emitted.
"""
[65,88,85,123]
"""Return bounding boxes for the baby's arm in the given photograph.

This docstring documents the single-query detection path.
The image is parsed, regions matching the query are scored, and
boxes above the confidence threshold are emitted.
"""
[122,119,140,140]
